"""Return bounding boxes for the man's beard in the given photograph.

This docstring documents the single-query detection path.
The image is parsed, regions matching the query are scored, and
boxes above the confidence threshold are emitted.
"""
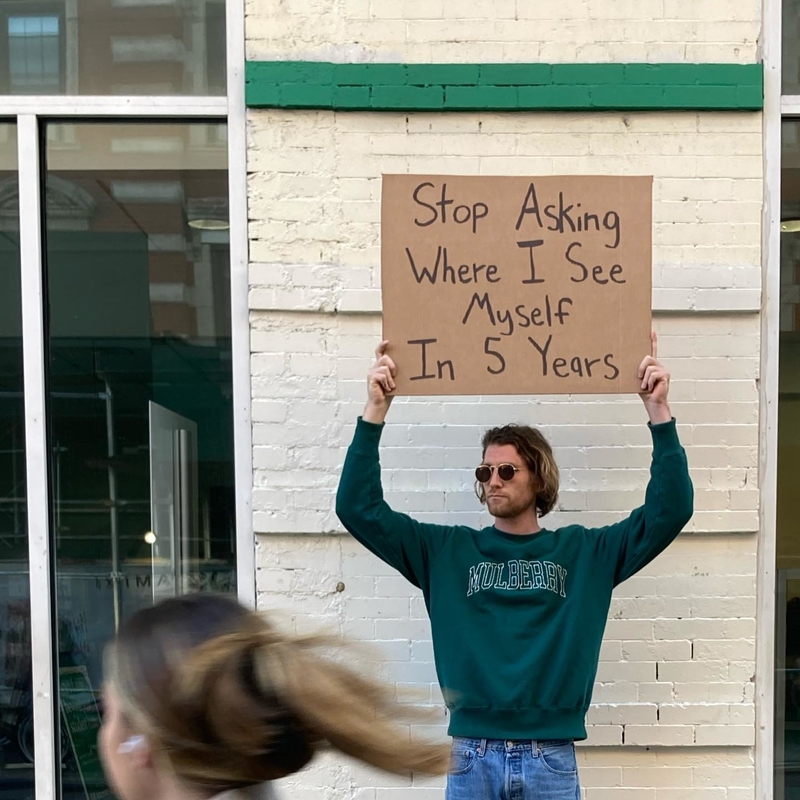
[486,494,536,519]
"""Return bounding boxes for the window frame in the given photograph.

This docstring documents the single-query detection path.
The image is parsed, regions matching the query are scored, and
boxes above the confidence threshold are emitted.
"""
[0,0,252,797]
[761,0,800,796]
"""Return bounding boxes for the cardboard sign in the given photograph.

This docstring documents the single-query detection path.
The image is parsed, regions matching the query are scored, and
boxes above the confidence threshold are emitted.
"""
[381,175,652,395]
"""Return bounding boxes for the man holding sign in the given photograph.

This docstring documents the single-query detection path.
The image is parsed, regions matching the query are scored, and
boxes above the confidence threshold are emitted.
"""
[336,333,692,799]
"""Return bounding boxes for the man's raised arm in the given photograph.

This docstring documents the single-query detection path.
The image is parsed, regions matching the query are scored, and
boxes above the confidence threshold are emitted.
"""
[336,342,452,591]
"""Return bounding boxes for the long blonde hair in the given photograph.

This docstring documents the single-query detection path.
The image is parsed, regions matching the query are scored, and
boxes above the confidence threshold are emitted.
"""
[105,594,448,791]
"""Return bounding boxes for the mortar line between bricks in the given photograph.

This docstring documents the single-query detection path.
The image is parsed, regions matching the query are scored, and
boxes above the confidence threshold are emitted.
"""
[244,61,764,111]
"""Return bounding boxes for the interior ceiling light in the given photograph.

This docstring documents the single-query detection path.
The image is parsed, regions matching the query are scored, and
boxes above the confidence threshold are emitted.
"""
[188,218,230,231]
[781,219,800,233]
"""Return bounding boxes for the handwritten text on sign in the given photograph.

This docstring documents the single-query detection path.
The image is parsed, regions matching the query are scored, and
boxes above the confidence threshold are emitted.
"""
[381,175,652,395]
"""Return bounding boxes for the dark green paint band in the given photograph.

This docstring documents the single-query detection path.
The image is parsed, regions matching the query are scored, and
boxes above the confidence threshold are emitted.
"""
[246,61,763,112]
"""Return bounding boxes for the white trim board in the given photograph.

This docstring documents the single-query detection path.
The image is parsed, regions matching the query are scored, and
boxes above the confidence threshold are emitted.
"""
[0,95,226,117]
[18,114,57,800]
[226,0,256,609]
[756,0,782,795]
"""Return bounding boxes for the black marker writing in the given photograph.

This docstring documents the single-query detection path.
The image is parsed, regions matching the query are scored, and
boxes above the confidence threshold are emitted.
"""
[408,338,455,381]
[517,239,545,284]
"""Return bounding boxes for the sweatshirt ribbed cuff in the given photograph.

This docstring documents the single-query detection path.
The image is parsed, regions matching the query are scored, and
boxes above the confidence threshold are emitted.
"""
[354,416,385,446]
[648,417,683,458]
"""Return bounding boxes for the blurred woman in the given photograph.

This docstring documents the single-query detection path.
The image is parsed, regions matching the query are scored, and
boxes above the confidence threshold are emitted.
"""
[99,593,449,800]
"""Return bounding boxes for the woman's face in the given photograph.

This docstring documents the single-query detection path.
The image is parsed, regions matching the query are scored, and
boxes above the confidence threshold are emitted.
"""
[99,685,154,800]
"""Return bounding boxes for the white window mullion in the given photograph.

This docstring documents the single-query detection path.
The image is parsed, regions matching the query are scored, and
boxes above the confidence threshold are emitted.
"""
[225,0,254,609]
[782,96,800,116]
[18,113,57,800]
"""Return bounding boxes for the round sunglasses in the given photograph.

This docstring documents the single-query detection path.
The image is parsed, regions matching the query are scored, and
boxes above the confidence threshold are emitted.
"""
[475,463,522,484]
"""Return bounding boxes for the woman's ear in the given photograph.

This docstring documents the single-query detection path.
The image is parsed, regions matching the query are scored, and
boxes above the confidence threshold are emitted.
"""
[118,735,153,768]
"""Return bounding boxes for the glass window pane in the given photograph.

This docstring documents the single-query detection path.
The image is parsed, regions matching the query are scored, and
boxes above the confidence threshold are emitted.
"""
[8,15,61,93]
[777,118,800,800]
[0,1,226,96]
[0,124,35,799]
[43,121,235,800]
[786,0,800,94]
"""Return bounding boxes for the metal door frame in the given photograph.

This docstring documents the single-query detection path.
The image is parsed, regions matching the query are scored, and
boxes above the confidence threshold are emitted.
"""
[8,0,254,795]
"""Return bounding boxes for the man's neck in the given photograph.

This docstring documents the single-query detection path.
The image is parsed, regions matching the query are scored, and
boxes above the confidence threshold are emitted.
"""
[493,512,541,535]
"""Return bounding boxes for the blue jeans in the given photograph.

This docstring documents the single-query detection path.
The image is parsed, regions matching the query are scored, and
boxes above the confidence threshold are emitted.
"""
[445,738,580,800]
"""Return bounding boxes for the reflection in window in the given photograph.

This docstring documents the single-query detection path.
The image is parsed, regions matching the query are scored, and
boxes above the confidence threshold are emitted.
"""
[42,122,234,799]
[0,1,225,96]
[0,124,36,798]
[777,119,800,800]
[8,15,61,94]
[785,0,800,94]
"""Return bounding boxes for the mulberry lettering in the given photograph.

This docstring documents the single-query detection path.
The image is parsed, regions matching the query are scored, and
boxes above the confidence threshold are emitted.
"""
[467,559,568,598]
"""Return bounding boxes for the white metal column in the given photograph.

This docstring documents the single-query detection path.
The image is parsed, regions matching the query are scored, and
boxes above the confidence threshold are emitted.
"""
[17,113,57,800]
[226,0,256,609]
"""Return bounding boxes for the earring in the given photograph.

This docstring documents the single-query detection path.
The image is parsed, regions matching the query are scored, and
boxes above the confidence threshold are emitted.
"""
[118,735,147,755]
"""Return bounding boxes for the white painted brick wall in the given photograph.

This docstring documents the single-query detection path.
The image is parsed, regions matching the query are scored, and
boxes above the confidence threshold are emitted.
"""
[246,109,761,796]
[248,111,763,316]
[258,533,755,797]
[245,0,760,63]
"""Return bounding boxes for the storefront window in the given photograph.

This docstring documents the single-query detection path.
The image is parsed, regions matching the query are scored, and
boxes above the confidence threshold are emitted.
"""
[777,118,800,800]
[0,123,35,800]
[0,0,226,96]
[42,121,235,799]
[785,0,800,95]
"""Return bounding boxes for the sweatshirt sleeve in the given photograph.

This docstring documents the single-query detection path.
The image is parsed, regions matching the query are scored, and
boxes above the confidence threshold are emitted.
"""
[592,418,694,587]
[335,418,454,591]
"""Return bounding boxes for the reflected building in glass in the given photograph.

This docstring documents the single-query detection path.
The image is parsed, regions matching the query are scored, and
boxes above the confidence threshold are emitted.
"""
[0,3,234,799]
[0,0,226,95]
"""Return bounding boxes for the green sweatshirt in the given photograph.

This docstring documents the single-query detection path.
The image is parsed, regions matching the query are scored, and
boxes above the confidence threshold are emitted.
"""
[336,417,693,741]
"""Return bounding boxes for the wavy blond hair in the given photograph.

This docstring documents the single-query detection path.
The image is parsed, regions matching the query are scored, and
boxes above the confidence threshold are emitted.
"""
[105,594,448,792]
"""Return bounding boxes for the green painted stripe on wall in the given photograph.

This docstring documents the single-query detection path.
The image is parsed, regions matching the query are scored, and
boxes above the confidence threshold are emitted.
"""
[245,61,763,111]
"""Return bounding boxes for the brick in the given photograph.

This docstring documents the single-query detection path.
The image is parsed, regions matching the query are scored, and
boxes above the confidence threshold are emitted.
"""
[584,725,623,745]
[246,81,280,106]
[624,64,697,84]
[591,84,665,109]
[444,85,517,109]
[621,766,693,788]
[694,724,754,746]
[334,85,372,109]
[479,63,552,85]
[662,85,740,109]
[625,725,694,746]
[552,63,625,84]
[278,82,334,108]
[247,60,332,85]
[333,62,406,85]
[406,63,480,85]
[370,84,444,109]
[517,84,592,108]
[588,703,657,725]
[736,85,763,109]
